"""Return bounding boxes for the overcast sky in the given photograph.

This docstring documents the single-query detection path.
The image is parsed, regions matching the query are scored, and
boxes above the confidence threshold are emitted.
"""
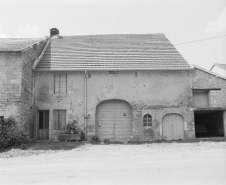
[0,0,225,70]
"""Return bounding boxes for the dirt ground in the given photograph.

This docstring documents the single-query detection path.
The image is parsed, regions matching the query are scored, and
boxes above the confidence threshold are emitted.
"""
[0,141,226,185]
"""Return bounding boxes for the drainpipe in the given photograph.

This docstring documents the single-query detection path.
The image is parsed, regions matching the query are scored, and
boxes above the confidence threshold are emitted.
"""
[32,71,37,139]
[84,71,87,139]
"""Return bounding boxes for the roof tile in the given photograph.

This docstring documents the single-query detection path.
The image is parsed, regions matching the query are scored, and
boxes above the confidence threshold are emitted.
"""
[35,34,193,70]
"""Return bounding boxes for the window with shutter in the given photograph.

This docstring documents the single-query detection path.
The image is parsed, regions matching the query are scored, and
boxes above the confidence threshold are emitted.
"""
[53,110,66,130]
[54,75,67,94]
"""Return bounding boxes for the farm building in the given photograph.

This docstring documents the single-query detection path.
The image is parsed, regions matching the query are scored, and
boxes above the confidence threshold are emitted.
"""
[0,28,226,142]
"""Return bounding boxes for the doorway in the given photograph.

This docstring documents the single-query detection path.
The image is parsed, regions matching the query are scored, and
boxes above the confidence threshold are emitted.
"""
[37,110,49,139]
[194,110,224,138]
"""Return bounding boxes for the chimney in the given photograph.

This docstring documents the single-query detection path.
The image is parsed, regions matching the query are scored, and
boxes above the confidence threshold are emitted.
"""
[50,28,60,38]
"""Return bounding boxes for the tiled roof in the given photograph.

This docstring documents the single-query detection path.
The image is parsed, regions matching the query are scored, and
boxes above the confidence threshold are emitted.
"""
[0,38,46,52]
[35,34,193,71]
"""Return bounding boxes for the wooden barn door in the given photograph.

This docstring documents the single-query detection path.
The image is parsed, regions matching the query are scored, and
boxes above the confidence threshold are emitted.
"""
[96,100,132,142]
[162,114,184,140]
[37,110,49,139]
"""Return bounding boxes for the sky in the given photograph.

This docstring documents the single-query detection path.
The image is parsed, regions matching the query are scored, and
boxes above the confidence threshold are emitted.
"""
[0,0,225,70]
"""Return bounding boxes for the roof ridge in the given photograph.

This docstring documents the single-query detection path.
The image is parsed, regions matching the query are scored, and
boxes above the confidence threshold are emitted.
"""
[61,33,165,38]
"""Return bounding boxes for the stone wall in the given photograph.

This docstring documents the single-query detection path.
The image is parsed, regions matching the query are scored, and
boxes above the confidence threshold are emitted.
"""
[34,70,196,141]
[0,53,22,123]
[192,68,226,108]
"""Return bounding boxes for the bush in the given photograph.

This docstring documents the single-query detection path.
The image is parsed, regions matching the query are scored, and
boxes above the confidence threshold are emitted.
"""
[103,139,110,144]
[0,118,29,150]
[90,135,100,144]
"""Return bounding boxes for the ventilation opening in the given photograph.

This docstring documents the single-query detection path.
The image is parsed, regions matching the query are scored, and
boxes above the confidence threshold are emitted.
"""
[194,110,224,138]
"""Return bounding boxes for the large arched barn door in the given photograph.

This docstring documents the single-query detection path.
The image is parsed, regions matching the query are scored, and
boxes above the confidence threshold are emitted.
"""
[96,100,132,142]
[162,114,184,140]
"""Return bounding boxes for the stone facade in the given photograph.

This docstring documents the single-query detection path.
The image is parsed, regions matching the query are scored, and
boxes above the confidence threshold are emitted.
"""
[0,53,22,122]
[1,42,226,140]
[0,41,46,136]
[34,70,196,141]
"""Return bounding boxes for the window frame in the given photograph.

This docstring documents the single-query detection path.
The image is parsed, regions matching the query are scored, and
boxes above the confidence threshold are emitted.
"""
[143,114,152,127]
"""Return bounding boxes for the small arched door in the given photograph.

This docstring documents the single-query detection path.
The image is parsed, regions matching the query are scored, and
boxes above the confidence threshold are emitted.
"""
[96,100,132,142]
[162,114,184,140]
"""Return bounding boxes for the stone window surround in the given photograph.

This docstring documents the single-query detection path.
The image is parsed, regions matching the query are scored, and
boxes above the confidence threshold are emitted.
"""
[142,110,154,129]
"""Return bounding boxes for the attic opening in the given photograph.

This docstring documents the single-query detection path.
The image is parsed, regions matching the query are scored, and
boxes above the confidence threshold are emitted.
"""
[194,110,225,138]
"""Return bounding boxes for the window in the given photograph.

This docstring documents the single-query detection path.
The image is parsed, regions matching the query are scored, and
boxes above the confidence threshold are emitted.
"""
[53,110,66,130]
[143,114,152,126]
[54,74,67,94]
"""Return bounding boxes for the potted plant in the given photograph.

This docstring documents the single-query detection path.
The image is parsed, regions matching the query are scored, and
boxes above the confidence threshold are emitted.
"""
[59,120,82,141]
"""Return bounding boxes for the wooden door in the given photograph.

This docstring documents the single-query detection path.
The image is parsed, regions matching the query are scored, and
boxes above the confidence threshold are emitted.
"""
[38,110,49,139]
[162,114,184,140]
[96,100,132,142]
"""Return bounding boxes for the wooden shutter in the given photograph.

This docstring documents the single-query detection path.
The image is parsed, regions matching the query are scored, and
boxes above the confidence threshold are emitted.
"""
[54,75,60,94]
[193,91,209,108]
[53,110,66,130]
[60,75,67,93]
[53,110,59,130]
[59,110,66,129]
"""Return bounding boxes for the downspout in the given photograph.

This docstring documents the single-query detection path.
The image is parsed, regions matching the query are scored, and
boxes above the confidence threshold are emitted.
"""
[32,71,37,139]
[84,71,87,139]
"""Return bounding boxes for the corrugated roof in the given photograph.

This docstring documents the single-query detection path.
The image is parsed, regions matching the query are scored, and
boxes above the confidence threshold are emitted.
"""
[0,38,46,52]
[35,34,193,71]
[212,63,226,70]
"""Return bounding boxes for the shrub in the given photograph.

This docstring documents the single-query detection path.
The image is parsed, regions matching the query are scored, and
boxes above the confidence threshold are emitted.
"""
[90,135,100,144]
[103,139,110,144]
[0,118,29,150]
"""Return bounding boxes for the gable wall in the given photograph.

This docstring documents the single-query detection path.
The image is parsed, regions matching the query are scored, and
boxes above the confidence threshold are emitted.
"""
[34,70,195,140]
[0,53,22,123]
[192,68,226,108]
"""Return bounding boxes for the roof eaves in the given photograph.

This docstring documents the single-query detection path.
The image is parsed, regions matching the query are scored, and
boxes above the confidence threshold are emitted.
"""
[193,64,226,80]
[0,50,22,53]
[34,67,194,72]
[32,38,52,69]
